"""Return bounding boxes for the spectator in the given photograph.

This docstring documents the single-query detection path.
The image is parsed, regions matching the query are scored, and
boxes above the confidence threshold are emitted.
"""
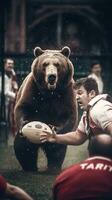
[0,58,18,138]
[53,134,112,200]
[40,77,112,145]
[88,61,104,94]
[0,175,33,200]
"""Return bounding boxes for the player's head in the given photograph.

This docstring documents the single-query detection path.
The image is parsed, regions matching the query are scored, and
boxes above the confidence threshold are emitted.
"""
[90,60,102,76]
[74,77,99,95]
[88,134,112,159]
[4,58,14,76]
[74,77,99,110]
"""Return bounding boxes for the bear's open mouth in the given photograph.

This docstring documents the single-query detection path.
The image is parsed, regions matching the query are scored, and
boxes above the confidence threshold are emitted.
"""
[47,74,57,90]
[47,82,56,90]
[48,74,57,84]
[45,65,58,90]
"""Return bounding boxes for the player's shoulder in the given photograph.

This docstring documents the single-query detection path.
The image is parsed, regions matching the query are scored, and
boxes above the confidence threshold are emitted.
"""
[91,98,112,116]
[100,98,111,108]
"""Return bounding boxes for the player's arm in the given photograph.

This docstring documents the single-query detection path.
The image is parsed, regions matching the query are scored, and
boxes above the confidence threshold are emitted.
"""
[5,183,33,200]
[40,129,87,145]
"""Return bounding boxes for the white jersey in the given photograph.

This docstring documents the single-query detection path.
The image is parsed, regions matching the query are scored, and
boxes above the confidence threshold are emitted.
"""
[0,74,15,102]
[77,94,112,136]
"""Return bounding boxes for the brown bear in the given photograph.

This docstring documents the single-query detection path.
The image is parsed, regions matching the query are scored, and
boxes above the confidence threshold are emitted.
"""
[14,46,77,172]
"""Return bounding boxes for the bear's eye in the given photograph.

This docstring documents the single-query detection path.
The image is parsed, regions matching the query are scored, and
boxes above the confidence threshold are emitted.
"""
[43,62,49,67]
[54,63,60,67]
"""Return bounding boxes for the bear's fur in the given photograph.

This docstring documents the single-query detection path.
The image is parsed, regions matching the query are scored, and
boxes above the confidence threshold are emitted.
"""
[14,46,77,172]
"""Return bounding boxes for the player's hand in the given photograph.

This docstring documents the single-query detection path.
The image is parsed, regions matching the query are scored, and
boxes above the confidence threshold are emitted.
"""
[11,69,16,76]
[40,127,57,143]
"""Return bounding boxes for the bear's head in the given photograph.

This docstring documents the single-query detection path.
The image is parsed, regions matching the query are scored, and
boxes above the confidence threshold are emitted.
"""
[31,46,74,91]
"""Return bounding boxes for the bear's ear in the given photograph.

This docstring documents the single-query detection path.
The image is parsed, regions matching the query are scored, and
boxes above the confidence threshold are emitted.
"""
[34,47,44,57]
[61,46,71,58]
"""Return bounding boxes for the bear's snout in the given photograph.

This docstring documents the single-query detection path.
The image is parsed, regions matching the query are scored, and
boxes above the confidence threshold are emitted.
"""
[45,65,58,90]
[48,74,57,84]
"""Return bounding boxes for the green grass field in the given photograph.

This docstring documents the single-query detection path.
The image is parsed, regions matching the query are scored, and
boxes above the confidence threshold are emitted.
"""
[0,142,88,200]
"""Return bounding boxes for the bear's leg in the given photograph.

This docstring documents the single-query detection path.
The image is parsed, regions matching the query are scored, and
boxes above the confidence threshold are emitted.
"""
[14,133,39,171]
[42,143,67,171]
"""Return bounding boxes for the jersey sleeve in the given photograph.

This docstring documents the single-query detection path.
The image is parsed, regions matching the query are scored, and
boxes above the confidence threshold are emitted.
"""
[0,175,7,196]
[93,103,112,130]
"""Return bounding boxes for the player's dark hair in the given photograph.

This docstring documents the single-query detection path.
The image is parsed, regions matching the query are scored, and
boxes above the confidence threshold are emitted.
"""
[4,58,14,64]
[90,60,101,69]
[88,134,112,159]
[74,77,99,95]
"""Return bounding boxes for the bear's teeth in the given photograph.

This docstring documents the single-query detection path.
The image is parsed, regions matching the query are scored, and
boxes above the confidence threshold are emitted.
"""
[48,83,56,90]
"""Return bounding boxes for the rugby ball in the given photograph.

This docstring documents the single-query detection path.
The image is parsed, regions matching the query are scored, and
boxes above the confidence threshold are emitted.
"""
[22,121,52,144]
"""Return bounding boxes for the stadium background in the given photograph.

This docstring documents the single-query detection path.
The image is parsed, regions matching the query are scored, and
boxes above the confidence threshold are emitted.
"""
[0,1,112,199]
